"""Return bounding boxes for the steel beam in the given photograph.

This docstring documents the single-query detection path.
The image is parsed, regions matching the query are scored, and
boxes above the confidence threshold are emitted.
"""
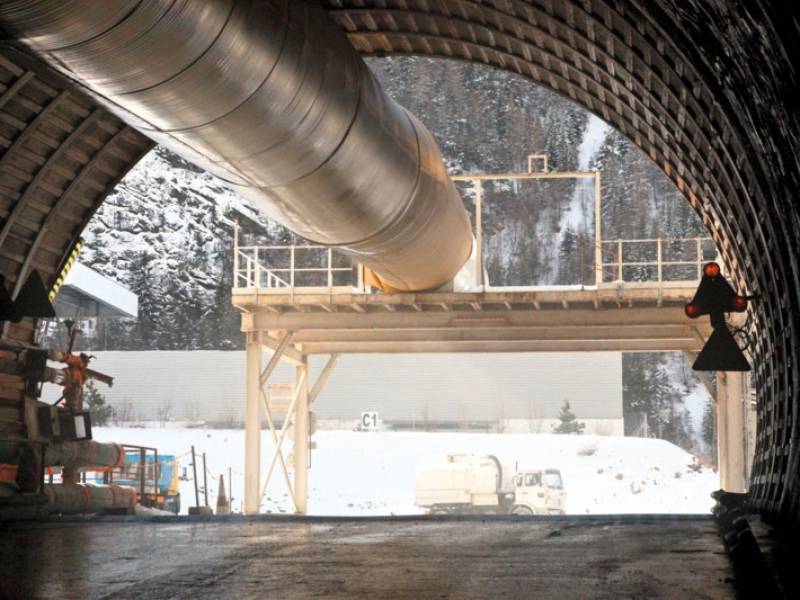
[291,325,699,344]
[233,286,698,312]
[299,339,701,354]
[261,332,303,366]
[309,354,339,404]
[259,388,297,511]
[244,307,696,331]
[259,331,294,386]
[259,369,307,507]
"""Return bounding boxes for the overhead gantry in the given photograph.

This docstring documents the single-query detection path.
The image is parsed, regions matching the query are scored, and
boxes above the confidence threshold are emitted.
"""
[234,246,754,513]
[232,160,752,514]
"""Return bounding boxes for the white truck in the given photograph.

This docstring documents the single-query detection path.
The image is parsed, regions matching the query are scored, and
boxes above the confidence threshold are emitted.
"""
[414,454,566,515]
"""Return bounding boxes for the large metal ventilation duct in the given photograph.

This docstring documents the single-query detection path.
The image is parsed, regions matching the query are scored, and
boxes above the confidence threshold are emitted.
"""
[0,0,472,292]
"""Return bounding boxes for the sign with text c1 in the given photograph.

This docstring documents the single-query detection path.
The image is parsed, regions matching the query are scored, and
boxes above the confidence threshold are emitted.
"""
[360,411,378,430]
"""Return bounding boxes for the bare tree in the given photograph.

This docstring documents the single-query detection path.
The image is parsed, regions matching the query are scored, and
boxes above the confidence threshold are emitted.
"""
[496,402,506,433]
[420,403,430,432]
[113,398,137,425]
[156,397,174,427]
[184,402,200,424]
[527,400,544,433]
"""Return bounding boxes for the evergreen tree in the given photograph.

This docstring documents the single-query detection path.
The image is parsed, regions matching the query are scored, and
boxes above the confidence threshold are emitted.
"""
[556,226,578,284]
[701,399,717,466]
[83,380,113,426]
[552,400,586,434]
[702,400,715,450]
[127,251,161,350]
[623,353,693,451]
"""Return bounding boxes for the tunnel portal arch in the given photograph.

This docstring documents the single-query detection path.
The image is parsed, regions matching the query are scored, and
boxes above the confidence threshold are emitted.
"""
[0,1,797,526]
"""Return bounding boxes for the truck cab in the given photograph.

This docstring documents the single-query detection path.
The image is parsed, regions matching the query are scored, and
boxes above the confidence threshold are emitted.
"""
[512,468,566,515]
[543,468,566,514]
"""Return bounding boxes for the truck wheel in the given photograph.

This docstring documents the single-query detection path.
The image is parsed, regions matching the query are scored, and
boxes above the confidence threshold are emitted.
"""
[512,506,534,516]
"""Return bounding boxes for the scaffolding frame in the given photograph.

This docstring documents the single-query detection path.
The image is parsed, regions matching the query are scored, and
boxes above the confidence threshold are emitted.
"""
[235,156,741,515]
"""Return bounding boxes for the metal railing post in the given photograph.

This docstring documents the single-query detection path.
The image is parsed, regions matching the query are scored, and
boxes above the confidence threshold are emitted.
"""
[657,238,663,283]
[696,237,702,279]
[290,246,295,288]
[594,171,602,286]
[140,447,146,507]
[475,179,483,288]
[254,247,260,288]
[617,239,623,282]
[327,247,333,289]
[233,221,240,289]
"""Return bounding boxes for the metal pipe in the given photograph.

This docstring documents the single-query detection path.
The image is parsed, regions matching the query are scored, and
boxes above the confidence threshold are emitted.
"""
[202,452,208,508]
[0,440,124,470]
[44,483,137,514]
[0,0,473,292]
[191,445,199,509]
[43,440,124,470]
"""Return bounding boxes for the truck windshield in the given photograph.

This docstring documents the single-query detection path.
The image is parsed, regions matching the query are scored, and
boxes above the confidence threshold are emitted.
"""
[544,471,563,489]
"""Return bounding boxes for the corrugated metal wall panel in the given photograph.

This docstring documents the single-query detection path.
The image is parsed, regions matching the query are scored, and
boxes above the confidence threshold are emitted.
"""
[41,351,622,423]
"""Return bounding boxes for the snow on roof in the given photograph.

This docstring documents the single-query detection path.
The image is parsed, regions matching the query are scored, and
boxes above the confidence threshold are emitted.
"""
[54,262,138,319]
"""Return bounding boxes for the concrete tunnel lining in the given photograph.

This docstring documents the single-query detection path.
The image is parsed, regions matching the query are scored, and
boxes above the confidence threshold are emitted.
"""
[0,1,798,528]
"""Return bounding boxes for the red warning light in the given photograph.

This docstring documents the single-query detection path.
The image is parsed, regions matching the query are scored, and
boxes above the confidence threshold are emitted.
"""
[703,262,721,278]
[732,295,748,312]
[685,303,702,318]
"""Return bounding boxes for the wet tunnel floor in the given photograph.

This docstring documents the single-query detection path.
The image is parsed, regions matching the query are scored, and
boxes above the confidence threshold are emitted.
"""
[0,515,735,599]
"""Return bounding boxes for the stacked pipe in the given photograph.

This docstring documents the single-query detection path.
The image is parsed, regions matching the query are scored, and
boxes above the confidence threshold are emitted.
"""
[0,0,473,292]
[44,483,137,515]
[44,440,124,470]
[2,441,131,514]
[0,440,124,469]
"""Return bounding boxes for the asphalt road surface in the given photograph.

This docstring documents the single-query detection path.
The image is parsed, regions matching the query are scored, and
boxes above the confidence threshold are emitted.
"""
[0,515,735,599]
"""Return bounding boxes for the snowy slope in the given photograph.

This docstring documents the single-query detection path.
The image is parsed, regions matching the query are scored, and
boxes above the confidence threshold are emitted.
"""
[93,428,717,517]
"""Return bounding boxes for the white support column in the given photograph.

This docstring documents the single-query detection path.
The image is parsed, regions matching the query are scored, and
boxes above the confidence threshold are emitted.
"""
[293,356,310,514]
[716,371,746,492]
[244,331,262,514]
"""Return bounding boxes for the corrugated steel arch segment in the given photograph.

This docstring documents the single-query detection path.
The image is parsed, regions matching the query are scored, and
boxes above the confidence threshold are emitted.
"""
[0,46,152,435]
[0,47,153,341]
[0,1,798,527]
[323,0,800,528]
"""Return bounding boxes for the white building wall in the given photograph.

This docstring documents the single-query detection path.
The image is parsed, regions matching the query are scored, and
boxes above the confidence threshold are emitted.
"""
[41,351,624,432]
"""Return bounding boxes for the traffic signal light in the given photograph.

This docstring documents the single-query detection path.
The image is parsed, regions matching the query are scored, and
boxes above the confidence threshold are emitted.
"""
[685,262,751,372]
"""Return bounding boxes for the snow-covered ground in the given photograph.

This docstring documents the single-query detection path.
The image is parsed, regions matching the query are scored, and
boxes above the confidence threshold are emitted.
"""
[93,428,718,516]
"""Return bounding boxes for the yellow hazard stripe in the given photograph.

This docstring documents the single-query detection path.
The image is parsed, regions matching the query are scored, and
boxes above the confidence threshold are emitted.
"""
[48,238,84,301]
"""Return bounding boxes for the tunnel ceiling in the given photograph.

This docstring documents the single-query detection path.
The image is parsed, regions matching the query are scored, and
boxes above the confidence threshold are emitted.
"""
[1,1,798,526]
